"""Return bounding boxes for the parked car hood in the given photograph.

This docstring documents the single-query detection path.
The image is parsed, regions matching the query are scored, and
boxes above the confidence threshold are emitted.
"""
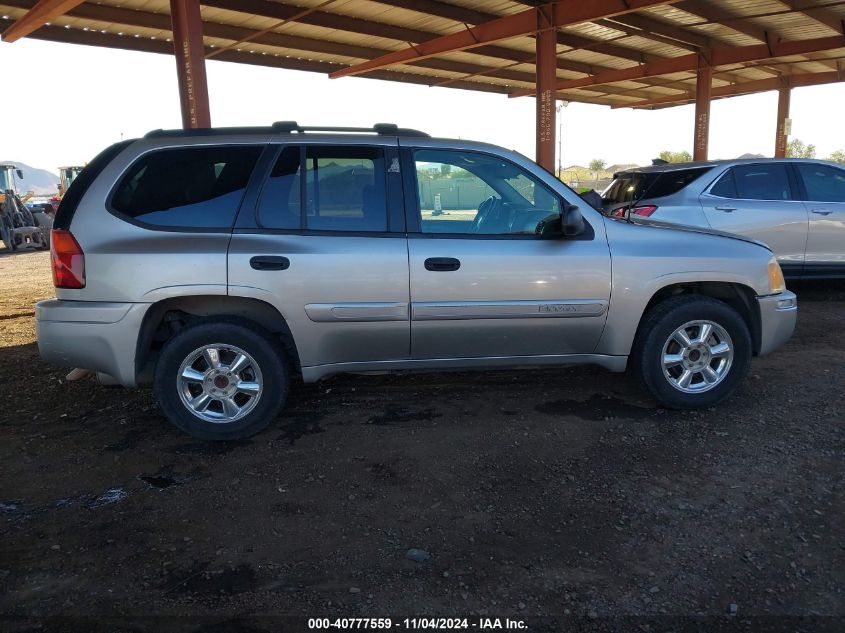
[626,216,772,252]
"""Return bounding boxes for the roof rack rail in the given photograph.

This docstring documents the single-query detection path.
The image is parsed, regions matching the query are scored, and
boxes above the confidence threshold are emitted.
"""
[144,123,430,139]
[145,126,274,138]
[271,121,429,137]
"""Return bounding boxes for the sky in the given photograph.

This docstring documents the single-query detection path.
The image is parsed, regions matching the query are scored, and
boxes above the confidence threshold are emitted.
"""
[4,37,845,172]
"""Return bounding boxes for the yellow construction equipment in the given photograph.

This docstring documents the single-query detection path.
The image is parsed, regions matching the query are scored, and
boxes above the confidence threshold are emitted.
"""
[0,163,49,251]
[57,165,84,198]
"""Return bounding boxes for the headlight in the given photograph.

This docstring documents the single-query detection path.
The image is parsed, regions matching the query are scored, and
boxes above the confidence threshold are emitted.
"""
[767,257,786,294]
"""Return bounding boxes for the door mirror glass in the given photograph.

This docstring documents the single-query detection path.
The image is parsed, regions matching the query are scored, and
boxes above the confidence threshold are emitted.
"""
[15,169,23,180]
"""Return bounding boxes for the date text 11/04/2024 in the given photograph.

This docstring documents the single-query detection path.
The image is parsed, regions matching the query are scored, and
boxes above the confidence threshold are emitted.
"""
[307,618,528,630]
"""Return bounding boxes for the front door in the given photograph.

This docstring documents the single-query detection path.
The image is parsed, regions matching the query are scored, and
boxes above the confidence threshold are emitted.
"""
[228,142,410,371]
[699,162,808,277]
[794,162,845,277]
[403,147,611,360]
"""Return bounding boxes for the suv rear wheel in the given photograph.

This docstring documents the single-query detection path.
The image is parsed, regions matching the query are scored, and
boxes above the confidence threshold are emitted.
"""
[632,295,751,409]
[154,320,289,440]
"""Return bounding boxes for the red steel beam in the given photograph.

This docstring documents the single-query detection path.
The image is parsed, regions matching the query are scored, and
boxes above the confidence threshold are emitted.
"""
[2,0,85,42]
[511,34,845,97]
[328,0,678,79]
[774,84,791,158]
[535,5,557,172]
[170,0,211,128]
[693,56,711,161]
[617,70,845,108]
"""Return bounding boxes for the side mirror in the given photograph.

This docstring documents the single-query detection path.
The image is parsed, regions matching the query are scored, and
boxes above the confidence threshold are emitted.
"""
[15,169,23,180]
[561,203,585,237]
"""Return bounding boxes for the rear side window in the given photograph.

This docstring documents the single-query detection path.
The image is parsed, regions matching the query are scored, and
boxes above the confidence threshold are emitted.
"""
[712,163,792,201]
[257,145,388,232]
[602,167,710,205]
[796,163,845,202]
[111,145,262,228]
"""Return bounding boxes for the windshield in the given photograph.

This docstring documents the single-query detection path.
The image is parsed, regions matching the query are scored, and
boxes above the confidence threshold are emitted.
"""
[0,169,13,191]
[602,167,712,206]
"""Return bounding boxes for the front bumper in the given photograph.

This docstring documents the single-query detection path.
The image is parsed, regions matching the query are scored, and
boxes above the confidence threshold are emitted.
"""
[35,300,150,387]
[756,291,797,356]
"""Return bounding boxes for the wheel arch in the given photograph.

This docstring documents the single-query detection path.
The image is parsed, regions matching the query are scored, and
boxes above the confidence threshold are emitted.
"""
[135,295,301,383]
[634,281,761,355]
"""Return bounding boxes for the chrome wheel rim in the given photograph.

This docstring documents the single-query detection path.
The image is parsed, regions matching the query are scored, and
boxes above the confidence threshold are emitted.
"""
[661,320,733,394]
[177,344,263,423]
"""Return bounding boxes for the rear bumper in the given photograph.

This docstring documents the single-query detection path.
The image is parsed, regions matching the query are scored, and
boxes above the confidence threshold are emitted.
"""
[756,291,797,356]
[35,300,150,387]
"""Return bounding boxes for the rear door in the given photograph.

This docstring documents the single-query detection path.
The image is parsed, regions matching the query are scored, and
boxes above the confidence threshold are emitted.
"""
[227,140,410,371]
[403,146,611,360]
[699,163,807,276]
[794,162,845,277]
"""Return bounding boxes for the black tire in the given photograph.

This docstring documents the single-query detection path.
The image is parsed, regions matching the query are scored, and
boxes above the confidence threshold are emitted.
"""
[33,211,52,249]
[154,319,289,440]
[0,219,11,251]
[630,295,752,409]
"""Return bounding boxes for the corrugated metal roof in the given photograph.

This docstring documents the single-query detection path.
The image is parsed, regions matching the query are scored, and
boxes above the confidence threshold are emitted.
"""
[0,0,843,108]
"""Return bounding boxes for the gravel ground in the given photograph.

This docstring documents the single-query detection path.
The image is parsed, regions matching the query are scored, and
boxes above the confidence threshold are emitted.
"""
[0,249,842,632]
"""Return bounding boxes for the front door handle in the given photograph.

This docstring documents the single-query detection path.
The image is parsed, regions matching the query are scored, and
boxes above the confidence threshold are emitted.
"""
[250,255,290,271]
[811,210,833,216]
[424,257,461,272]
[714,205,736,212]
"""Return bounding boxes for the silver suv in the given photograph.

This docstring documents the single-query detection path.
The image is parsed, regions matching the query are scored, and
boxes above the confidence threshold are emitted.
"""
[36,123,797,440]
[602,159,845,280]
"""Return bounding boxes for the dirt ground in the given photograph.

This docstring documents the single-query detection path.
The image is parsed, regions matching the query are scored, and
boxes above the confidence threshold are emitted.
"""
[1,249,843,632]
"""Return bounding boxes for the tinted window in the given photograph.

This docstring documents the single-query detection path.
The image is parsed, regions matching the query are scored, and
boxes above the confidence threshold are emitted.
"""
[796,163,845,202]
[111,145,262,228]
[602,167,710,205]
[710,170,737,198]
[730,163,792,201]
[414,149,560,236]
[257,146,301,229]
[304,146,387,232]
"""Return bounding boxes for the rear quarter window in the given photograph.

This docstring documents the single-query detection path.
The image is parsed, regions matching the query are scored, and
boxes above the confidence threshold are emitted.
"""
[603,167,711,205]
[110,145,262,229]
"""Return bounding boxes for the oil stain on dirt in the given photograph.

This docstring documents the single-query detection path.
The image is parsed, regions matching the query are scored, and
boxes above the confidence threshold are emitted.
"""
[535,393,654,421]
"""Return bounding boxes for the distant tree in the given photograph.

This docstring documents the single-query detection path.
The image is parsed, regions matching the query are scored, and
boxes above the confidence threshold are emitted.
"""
[588,158,606,185]
[787,139,816,159]
[439,163,452,178]
[658,150,692,163]
[826,150,845,165]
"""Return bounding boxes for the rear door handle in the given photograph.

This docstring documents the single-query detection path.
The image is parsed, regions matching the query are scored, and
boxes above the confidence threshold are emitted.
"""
[811,210,833,216]
[714,205,736,212]
[424,257,461,272]
[250,255,290,271]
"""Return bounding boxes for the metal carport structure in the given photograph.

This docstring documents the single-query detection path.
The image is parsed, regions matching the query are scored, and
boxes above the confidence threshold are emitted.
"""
[2,0,844,168]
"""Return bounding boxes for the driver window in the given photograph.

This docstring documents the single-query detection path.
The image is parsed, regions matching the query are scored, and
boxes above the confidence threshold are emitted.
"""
[414,150,561,236]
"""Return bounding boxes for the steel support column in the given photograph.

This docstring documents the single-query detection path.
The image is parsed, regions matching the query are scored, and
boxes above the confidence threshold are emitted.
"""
[170,0,211,128]
[774,84,791,158]
[535,5,557,172]
[693,56,712,161]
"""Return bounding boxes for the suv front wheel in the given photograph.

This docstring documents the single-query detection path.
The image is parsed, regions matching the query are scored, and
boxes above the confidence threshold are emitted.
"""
[154,320,289,440]
[632,295,752,409]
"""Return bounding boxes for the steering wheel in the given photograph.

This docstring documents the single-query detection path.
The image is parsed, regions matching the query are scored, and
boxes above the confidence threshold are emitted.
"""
[469,196,501,234]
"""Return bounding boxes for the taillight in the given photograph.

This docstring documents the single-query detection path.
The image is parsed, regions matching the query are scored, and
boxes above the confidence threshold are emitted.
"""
[51,229,86,289]
[610,208,627,218]
[630,204,659,217]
